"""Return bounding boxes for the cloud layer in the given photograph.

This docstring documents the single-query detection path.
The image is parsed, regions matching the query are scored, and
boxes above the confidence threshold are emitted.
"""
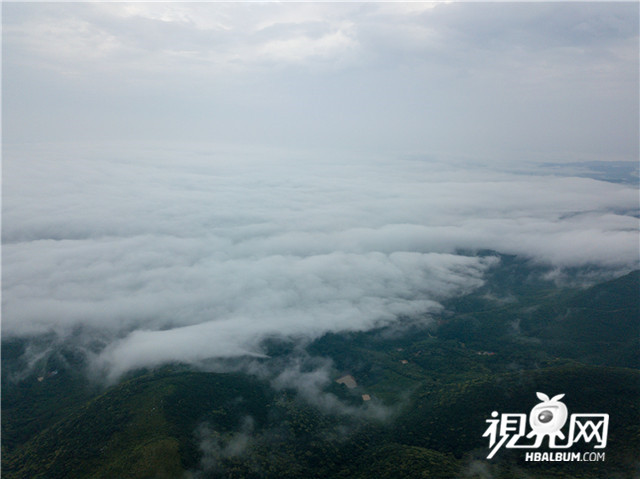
[4,2,638,159]
[2,143,638,379]
[3,3,638,381]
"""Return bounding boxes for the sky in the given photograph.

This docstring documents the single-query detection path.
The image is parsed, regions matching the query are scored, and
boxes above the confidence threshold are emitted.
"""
[3,1,638,160]
[2,2,639,381]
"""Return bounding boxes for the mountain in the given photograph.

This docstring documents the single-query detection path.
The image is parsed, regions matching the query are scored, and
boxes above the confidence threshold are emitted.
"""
[2,263,639,478]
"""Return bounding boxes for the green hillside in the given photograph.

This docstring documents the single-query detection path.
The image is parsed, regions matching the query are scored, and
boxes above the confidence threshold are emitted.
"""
[5,365,637,479]
[2,265,639,478]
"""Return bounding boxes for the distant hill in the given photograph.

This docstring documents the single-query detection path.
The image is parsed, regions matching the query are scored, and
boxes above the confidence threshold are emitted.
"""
[395,364,639,476]
[438,267,640,368]
[535,270,639,366]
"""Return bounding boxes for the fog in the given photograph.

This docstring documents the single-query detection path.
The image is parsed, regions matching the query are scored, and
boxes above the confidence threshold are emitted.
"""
[2,143,638,380]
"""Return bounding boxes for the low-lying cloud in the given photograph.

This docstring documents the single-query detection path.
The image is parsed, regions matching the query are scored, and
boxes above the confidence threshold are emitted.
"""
[2,143,638,380]
[191,417,255,477]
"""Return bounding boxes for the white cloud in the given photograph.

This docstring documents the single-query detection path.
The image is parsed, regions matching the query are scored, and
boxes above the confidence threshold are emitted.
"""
[5,3,636,82]
[3,3,637,157]
[258,28,357,64]
[2,2,638,380]
[2,143,638,380]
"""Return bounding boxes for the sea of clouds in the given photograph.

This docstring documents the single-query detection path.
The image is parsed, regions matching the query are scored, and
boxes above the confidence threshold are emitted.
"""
[2,143,638,381]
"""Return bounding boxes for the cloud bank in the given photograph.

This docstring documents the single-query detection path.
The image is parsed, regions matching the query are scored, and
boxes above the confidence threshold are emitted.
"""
[2,143,638,380]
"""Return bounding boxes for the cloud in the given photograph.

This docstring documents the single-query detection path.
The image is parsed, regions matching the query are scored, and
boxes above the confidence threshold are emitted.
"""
[7,3,635,75]
[2,3,638,381]
[2,143,638,381]
[3,3,637,159]
[191,416,255,477]
[269,356,393,420]
[2,3,363,77]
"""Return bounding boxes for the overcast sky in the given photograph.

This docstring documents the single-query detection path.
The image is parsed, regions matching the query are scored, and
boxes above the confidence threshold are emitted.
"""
[2,3,639,381]
[3,1,638,160]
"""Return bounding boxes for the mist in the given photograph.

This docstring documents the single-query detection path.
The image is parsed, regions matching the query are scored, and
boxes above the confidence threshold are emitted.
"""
[2,142,638,381]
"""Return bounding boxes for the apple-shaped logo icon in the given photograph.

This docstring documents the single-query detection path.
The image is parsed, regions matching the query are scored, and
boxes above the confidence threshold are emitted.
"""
[527,392,568,446]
